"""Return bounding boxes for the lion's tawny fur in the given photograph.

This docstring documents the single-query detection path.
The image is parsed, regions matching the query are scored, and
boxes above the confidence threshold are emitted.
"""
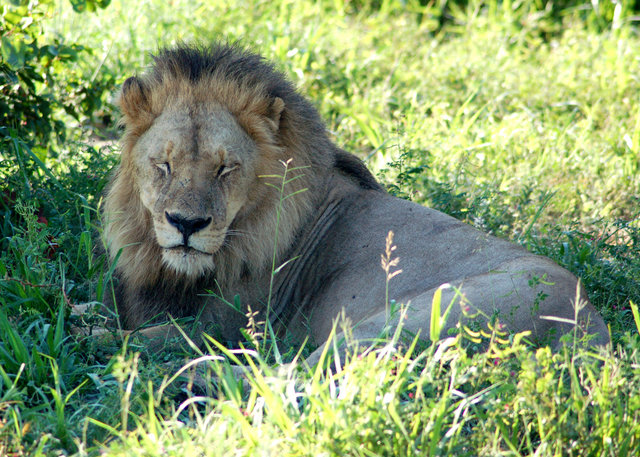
[102,42,609,349]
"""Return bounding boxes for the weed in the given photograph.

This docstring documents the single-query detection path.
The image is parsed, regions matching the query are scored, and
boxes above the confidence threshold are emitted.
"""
[260,158,309,361]
[380,230,403,325]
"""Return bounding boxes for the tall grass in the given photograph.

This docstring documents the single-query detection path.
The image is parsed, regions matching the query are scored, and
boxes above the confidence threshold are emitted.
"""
[69,334,640,457]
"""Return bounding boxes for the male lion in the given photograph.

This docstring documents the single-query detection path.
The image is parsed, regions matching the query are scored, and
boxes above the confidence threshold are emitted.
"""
[101,43,609,359]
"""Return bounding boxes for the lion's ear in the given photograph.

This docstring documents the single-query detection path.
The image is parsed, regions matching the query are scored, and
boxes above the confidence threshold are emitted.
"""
[118,76,150,120]
[268,97,285,130]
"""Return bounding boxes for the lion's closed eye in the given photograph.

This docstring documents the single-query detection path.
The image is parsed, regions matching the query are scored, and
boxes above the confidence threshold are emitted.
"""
[156,162,171,175]
[217,163,239,178]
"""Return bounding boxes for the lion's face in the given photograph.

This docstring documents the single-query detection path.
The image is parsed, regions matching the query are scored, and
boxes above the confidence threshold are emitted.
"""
[131,104,258,277]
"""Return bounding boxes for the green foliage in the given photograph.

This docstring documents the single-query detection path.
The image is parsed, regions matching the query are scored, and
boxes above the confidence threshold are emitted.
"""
[0,0,112,147]
[2,0,63,144]
[525,220,640,338]
[1,200,63,316]
[68,0,111,13]
[71,334,640,457]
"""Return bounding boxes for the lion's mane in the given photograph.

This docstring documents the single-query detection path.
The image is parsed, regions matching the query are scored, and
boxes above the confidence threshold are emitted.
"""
[102,43,379,325]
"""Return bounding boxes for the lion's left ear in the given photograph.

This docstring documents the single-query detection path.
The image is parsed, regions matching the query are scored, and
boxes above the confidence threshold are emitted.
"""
[118,76,151,121]
[267,97,285,130]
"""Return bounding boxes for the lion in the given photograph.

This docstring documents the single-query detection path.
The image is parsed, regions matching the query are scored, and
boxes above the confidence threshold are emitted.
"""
[99,42,609,360]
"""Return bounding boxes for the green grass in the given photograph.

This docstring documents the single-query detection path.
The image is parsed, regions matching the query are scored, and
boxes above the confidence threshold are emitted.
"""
[2,0,640,454]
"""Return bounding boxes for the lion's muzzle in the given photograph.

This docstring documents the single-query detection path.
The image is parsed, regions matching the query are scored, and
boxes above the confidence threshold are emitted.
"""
[165,211,212,246]
[157,210,219,277]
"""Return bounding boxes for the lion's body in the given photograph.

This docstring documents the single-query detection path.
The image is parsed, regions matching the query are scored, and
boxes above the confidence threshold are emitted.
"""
[102,43,609,352]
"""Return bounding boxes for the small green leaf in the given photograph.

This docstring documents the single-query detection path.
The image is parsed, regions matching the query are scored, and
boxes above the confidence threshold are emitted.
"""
[69,0,86,12]
[233,294,242,312]
[429,285,443,342]
[1,36,27,69]
[630,301,640,336]
[2,11,24,26]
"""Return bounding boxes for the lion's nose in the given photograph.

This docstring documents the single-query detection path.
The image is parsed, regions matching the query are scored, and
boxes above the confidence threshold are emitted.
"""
[165,211,212,245]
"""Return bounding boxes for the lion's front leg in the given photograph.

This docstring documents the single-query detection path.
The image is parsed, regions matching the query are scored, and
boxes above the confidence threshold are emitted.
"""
[70,302,193,352]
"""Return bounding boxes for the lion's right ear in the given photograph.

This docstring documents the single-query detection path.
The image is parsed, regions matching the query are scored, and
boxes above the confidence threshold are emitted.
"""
[118,76,150,120]
[267,97,285,131]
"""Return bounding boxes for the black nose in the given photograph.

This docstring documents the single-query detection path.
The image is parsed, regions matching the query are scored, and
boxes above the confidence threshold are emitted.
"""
[165,212,212,245]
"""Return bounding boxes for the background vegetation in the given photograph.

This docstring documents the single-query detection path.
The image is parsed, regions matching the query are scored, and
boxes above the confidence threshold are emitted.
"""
[1,0,640,454]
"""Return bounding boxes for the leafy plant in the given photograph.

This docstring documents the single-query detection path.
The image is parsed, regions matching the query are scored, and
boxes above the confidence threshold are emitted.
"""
[1,0,112,148]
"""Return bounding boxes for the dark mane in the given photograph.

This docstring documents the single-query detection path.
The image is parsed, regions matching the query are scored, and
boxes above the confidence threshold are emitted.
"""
[151,43,384,192]
[152,43,292,99]
[334,150,384,191]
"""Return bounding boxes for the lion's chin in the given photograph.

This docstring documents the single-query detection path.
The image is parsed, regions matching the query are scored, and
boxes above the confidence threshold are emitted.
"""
[161,247,215,278]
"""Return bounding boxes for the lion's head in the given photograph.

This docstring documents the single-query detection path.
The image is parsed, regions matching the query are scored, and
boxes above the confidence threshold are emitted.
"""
[103,44,335,292]
[122,100,269,277]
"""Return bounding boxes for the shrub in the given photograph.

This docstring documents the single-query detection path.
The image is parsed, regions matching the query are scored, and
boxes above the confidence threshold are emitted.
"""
[0,0,112,147]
